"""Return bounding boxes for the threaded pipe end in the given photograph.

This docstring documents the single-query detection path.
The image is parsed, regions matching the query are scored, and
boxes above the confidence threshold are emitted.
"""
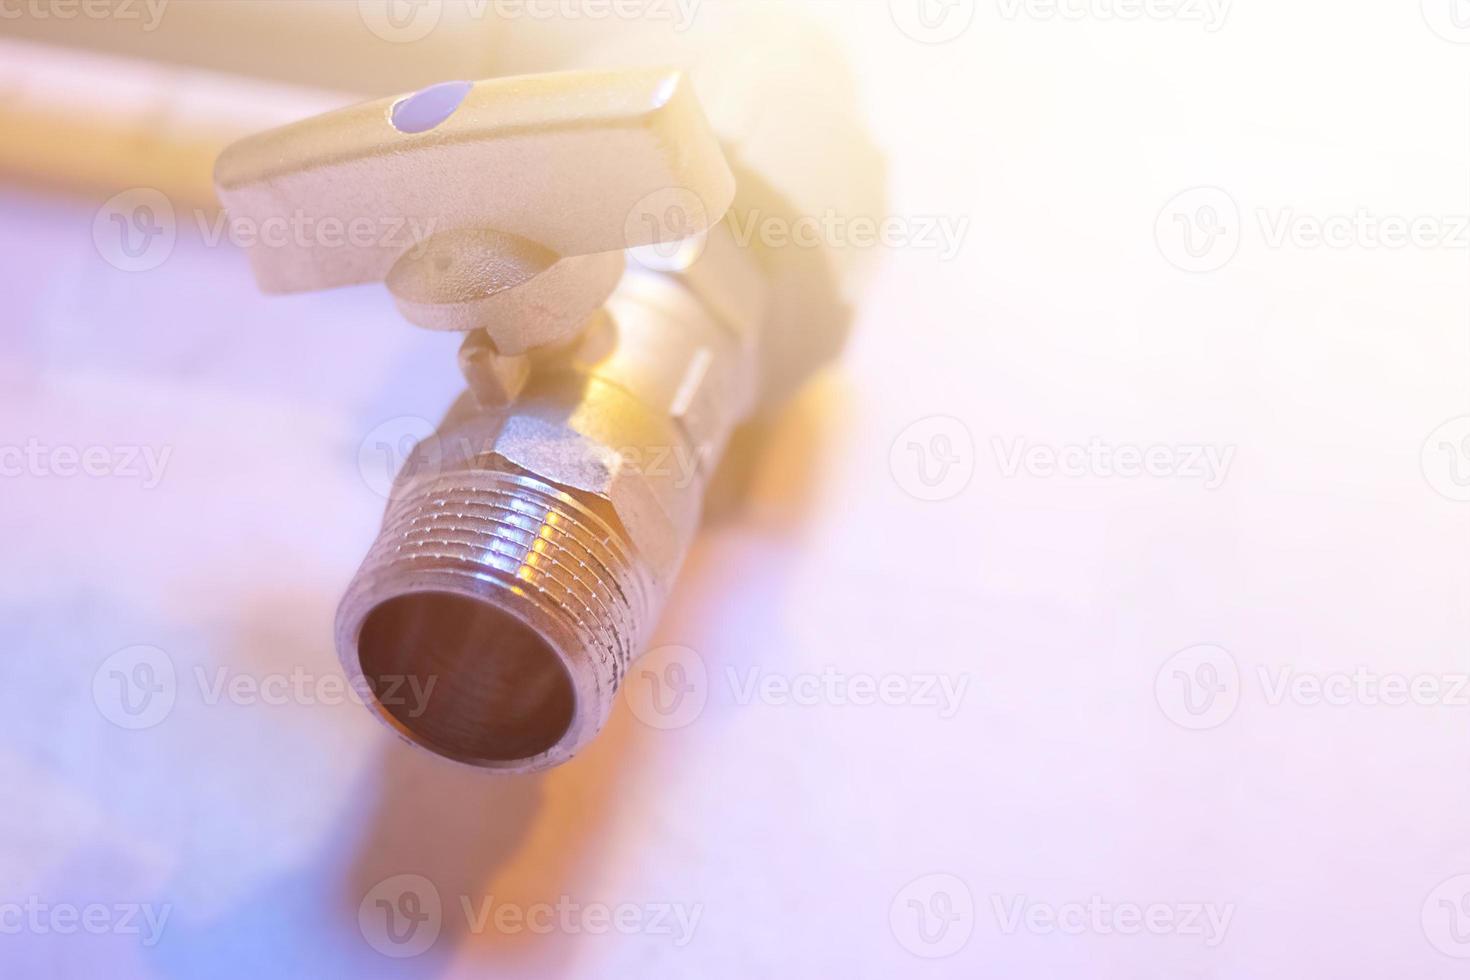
[336,467,652,771]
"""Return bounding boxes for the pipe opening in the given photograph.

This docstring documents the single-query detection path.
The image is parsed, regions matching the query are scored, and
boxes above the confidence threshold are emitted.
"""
[357,591,575,764]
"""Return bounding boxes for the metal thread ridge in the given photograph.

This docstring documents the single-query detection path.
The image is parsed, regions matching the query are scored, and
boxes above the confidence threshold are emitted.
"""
[336,466,653,766]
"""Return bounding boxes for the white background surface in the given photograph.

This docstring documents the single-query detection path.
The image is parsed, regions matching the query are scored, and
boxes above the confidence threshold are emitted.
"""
[2,2,1470,976]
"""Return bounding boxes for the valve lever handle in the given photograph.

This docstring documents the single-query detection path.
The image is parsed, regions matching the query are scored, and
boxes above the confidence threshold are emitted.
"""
[214,68,736,353]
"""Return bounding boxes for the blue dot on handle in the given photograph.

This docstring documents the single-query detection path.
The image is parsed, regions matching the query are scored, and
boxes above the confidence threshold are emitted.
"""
[391,80,473,134]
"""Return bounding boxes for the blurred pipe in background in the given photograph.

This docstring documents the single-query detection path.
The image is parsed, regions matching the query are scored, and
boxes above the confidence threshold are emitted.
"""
[0,0,869,217]
[0,37,351,207]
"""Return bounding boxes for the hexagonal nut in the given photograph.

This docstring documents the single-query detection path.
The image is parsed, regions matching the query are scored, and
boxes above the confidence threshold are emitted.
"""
[476,412,698,590]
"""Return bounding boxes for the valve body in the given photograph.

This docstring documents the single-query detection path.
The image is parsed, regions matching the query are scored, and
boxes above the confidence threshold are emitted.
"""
[216,13,883,771]
[337,262,759,770]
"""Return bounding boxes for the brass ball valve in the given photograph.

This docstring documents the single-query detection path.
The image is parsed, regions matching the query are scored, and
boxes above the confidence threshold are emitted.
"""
[215,29,880,771]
